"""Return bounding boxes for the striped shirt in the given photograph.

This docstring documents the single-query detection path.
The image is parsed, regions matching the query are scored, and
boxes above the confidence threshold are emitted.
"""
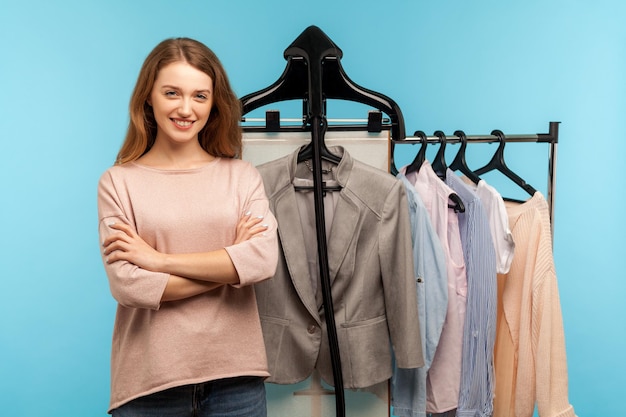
[445,171,497,417]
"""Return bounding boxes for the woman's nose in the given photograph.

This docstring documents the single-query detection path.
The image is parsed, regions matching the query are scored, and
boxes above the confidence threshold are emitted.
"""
[178,98,192,117]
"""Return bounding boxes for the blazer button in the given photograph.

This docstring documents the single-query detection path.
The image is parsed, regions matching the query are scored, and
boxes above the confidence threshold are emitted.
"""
[307,324,317,334]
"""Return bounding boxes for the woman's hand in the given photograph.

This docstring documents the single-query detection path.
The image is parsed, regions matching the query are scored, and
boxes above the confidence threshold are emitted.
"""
[234,211,269,244]
[102,222,163,271]
[103,213,267,272]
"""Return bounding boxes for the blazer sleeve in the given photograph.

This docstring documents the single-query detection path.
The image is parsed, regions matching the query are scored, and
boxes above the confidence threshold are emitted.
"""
[379,179,424,369]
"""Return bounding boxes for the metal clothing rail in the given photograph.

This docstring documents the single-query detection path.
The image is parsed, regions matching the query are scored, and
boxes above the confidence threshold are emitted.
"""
[393,121,560,235]
[242,117,391,124]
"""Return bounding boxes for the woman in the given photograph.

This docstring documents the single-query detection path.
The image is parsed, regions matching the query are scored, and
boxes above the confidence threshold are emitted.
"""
[97,37,278,417]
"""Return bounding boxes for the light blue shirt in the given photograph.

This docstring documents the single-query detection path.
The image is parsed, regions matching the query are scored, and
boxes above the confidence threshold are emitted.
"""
[392,174,448,417]
[445,171,497,417]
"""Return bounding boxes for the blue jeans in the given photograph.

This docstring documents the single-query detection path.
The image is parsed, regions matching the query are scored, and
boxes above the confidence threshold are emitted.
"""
[111,376,267,417]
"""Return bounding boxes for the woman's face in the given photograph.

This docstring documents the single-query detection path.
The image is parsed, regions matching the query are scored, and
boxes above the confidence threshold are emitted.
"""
[148,61,213,147]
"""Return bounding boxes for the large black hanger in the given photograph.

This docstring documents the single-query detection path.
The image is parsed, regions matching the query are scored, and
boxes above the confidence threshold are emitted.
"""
[239,25,406,164]
[473,129,537,196]
[449,130,482,184]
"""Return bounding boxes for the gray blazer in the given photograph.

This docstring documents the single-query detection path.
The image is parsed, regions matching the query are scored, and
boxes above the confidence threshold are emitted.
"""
[255,147,424,389]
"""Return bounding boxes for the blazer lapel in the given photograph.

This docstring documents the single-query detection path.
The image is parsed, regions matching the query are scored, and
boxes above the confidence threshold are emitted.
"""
[326,190,360,281]
[274,188,321,323]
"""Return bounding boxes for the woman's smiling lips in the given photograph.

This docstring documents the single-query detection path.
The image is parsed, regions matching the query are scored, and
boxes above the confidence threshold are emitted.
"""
[172,118,194,129]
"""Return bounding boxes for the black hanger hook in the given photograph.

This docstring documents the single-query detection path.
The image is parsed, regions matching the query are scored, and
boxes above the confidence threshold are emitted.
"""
[491,129,507,168]
[473,128,538,197]
[415,130,427,143]
[453,129,467,152]
[405,130,428,175]
[431,130,448,179]
[450,129,482,184]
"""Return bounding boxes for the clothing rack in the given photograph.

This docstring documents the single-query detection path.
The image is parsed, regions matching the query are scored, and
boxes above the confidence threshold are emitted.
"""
[391,121,560,234]
[240,25,560,417]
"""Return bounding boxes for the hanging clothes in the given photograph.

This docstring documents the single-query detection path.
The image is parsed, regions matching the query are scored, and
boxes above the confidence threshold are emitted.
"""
[493,192,576,417]
[254,146,424,389]
[392,174,448,417]
[461,176,516,274]
[399,161,467,414]
[444,171,498,417]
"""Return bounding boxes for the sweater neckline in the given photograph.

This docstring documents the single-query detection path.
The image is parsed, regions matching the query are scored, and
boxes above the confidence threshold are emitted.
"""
[129,157,221,173]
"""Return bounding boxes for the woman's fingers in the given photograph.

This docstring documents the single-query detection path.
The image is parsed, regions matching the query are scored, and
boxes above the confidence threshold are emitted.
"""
[102,223,132,249]
[102,222,162,269]
[107,222,134,236]
[234,212,269,243]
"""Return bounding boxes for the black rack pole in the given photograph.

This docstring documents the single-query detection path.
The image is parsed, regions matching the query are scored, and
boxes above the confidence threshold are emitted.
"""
[546,121,559,241]
[286,27,346,417]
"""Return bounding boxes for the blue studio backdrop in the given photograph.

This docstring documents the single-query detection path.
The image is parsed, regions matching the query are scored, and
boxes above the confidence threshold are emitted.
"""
[1,1,624,416]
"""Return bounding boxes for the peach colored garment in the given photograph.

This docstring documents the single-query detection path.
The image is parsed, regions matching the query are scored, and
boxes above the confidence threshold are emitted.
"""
[494,193,576,417]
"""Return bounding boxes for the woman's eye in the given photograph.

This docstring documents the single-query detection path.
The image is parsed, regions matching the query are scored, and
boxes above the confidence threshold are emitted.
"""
[196,94,208,100]
[164,91,177,97]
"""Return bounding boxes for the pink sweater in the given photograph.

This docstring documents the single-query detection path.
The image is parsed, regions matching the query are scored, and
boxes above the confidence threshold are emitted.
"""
[97,158,278,412]
[494,193,576,417]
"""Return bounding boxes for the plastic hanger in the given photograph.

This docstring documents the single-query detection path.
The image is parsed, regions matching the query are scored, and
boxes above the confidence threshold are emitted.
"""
[428,130,465,213]
[431,130,448,180]
[404,130,428,175]
[473,129,537,196]
[294,118,342,193]
[239,26,405,143]
[448,192,466,213]
[296,119,342,165]
[449,130,482,184]
[403,130,464,213]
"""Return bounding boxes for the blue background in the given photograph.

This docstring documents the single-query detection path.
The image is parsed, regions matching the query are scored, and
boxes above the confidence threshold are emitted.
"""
[1,1,624,415]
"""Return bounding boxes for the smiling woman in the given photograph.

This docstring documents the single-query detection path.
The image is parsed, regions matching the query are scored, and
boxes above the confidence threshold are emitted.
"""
[116,38,243,165]
[2,2,625,416]
[142,61,215,169]
[96,38,279,417]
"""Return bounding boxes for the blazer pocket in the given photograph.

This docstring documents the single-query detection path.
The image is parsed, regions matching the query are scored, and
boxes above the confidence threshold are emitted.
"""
[259,316,289,376]
[341,315,392,387]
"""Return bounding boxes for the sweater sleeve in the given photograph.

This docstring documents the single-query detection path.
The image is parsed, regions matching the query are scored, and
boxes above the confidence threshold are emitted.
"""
[515,203,577,417]
[532,267,577,417]
[224,164,279,287]
[97,170,170,310]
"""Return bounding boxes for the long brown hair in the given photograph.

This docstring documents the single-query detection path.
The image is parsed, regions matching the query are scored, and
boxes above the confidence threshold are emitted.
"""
[116,38,242,164]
